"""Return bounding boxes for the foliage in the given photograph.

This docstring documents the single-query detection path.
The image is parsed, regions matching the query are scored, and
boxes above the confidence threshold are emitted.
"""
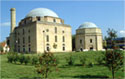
[36,52,58,78]
[7,53,14,63]
[0,45,3,52]
[32,56,39,65]
[19,54,25,64]
[79,55,86,66]
[24,56,31,65]
[13,53,19,64]
[105,48,124,79]
[66,54,75,66]
[2,51,124,78]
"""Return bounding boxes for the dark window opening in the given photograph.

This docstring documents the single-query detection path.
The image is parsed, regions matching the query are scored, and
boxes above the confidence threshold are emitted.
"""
[80,39,82,44]
[63,36,65,42]
[37,17,40,21]
[63,44,65,51]
[28,36,30,43]
[55,27,57,33]
[29,48,31,52]
[55,36,57,42]
[23,37,25,44]
[46,35,49,42]
[90,39,92,43]
[53,19,56,22]
[23,29,25,35]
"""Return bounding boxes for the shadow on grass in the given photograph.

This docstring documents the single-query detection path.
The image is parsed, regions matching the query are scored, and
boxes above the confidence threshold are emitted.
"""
[20,77,41,79]
[73,75,109,79]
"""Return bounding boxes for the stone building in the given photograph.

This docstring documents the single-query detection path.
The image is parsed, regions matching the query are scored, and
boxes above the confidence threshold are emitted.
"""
[75,22,103,51]
[7,8,72,53]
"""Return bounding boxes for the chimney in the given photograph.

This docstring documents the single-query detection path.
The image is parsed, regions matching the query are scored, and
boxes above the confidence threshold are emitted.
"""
[10,8,16,33]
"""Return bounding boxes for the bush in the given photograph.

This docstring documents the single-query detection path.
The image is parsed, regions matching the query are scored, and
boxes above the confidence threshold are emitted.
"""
[24,56,31,65]
[7,53,14,63]
[36,52,58,78]
[80,56,86,66]
[66,54,75,66]
[19,54,25,64]
[32,56,39,65]
[13,53,19,64]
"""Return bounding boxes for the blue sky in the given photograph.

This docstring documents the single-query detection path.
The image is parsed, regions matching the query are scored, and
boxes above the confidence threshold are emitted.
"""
[0,0,124,42]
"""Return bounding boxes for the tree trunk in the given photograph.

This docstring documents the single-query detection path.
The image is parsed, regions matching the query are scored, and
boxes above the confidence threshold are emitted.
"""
[112,70,115,79]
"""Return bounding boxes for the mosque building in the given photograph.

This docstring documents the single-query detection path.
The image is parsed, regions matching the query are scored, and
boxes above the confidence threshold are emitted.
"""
[7,8,72,53]
[75,22,103,51]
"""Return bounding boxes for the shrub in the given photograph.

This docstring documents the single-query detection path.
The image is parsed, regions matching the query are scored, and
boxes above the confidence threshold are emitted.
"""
[66,54,75,66]
[24,56,31,65]
[80,56,86,66]
[7,53,14,63]
[13,53,19,64]
[19,54,25,64]
[32,56,39,65]
[36,52,58,78]
[105,49,124,79]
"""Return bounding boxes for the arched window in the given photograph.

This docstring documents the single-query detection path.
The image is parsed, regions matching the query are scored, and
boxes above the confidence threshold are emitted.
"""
[46,35,49,42]
[63,36,65,42]
[55,36,57,42]
[55,27,57,33]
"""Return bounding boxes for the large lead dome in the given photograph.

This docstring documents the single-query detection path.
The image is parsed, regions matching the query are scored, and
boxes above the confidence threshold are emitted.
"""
[79,22,97,29]
[26,8,59,18]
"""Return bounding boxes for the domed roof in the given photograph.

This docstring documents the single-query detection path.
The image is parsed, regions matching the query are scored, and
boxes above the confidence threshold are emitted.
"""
[78,22,97,29]
[26,8,59,18]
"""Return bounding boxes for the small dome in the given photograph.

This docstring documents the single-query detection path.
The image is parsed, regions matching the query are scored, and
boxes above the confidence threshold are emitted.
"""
[79,22,97,29]
[26,8,59,18]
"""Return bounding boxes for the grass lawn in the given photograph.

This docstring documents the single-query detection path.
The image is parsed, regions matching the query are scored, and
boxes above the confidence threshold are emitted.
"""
[0,51,124,79]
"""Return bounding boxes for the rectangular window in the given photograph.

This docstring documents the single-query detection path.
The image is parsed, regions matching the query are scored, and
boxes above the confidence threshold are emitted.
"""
[63,36,65,42]
[37,17,40,21]
[80,39,82,44]
[55,27,57,33]
[23,29,25,35]
[55,36,57,42]
[90,39,92,43]
[46,35,49,42]
[53,19,56,22]
[28,36,30,43]
[23,37,25,44]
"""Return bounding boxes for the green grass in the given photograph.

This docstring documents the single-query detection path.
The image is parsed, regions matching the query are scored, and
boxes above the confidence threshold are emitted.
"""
[0,51,124,79]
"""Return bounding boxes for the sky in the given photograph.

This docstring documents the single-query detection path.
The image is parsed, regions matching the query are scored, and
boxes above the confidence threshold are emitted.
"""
[0,0,125,42]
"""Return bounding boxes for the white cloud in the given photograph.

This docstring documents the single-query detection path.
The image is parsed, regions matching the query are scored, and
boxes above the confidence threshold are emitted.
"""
[0,22,10,27]
[119,30,125,37]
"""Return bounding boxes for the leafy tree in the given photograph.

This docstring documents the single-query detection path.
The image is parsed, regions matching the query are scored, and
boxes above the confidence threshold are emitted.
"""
[105,48,124,79]
[105,28,117,48]
[36,52,58,78]
[105,28,123,79]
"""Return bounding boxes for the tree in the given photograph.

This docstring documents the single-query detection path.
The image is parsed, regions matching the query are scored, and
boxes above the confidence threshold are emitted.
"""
[36,52,58,78]
[105,28,123,79]
[105,28,117,48]
[105,48,123,79]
